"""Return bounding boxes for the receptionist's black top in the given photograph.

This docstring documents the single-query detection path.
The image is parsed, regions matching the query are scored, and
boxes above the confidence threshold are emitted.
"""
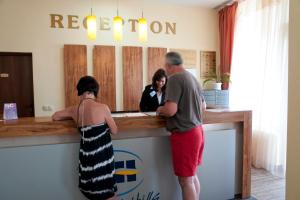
[139,85,166,112]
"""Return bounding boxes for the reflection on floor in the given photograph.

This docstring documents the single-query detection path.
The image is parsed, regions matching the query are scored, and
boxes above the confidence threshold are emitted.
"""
[251,167,285,200]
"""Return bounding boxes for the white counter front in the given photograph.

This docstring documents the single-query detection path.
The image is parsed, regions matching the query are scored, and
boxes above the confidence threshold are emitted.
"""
[0,126,242,200]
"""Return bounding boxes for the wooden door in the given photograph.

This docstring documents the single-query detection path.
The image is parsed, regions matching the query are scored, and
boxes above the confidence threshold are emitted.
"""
[0,52,34,118]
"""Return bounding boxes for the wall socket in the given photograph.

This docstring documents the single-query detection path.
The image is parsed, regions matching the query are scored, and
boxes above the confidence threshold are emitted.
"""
[42,105,54,112]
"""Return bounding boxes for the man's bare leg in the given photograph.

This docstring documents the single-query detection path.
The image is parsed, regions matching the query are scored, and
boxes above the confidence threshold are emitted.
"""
[193,175,200,198]
[178,176,197,200]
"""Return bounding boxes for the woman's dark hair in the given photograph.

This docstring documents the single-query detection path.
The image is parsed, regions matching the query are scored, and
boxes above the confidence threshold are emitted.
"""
[152,69,167,92]
[76,76,99,97]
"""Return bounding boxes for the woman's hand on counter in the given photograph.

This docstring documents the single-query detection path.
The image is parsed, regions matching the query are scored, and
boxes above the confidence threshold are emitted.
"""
[51,107,74,121]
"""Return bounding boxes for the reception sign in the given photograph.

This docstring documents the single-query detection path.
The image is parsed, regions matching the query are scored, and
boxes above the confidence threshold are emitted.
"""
[49,14,177,35]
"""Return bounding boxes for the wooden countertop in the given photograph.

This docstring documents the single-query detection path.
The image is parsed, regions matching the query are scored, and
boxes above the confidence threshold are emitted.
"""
[0,109,250,139]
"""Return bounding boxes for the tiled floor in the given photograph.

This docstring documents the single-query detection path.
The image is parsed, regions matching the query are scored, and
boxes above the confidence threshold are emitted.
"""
[251,167,285,200]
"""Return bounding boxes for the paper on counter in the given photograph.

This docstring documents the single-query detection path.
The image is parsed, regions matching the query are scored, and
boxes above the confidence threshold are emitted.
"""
[111,113,147,118]
[124,113,147,117]
[143,112,157,116]
[111,113,127,118]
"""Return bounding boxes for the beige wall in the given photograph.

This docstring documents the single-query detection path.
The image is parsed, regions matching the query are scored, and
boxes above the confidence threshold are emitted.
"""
[287,0,300,199]
[0,0,219,116]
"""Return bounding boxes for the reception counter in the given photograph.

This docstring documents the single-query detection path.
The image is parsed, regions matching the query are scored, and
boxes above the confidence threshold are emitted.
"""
[0,109,252,199]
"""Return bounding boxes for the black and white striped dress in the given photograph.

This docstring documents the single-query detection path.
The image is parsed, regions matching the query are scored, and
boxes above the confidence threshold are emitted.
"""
[78,123,117,200]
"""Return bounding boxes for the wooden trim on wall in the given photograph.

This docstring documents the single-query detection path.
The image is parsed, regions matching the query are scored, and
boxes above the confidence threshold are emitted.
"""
[147,47,167,84]
[63,44,87,107]
[93,45,116,111]
[122,46,143,111]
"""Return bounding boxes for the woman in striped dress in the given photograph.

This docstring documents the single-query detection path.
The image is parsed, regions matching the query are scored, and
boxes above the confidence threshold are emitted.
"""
[52,76,118,200]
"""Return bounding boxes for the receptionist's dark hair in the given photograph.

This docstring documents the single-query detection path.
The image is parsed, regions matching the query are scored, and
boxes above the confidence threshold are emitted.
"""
[76,76,99,97]
[152,68,167,92]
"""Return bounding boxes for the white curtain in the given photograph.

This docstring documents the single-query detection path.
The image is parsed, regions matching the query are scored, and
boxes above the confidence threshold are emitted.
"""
[230,0,289,177]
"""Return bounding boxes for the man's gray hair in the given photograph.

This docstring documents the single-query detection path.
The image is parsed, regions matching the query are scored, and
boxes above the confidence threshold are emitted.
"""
[165,52,183,66]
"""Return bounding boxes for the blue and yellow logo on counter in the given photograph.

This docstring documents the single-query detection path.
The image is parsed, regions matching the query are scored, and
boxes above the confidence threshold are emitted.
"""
[114,150,144,197]
[115,159,138,183]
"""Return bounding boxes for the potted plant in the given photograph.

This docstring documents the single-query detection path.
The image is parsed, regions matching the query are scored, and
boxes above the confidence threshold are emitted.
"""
[203,72,231,90]
[221,72,231,90]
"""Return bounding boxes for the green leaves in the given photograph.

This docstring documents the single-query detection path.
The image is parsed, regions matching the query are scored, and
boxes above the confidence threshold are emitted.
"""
[202,72,231,86]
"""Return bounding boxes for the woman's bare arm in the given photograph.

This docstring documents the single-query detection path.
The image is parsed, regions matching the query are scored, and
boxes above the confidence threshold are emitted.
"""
[52,106,75,121]
[104,105,118,135]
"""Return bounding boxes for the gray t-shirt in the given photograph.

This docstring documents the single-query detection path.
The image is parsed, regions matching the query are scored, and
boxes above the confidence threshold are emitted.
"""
[165,70,204,132]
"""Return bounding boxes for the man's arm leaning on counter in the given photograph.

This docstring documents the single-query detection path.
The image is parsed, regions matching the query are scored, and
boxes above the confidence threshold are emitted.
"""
[156,99,206,117]
[156,101,178,117]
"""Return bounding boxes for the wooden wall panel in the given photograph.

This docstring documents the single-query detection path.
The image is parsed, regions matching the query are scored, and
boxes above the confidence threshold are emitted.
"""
[93,45,116,111]
[147,47,167,84]
[64,45,87,107]
[122,46,143,111]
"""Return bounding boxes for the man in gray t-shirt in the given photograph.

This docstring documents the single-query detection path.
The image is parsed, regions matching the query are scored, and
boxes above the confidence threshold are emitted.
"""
[165,69,204,132]
[157,52,206,200]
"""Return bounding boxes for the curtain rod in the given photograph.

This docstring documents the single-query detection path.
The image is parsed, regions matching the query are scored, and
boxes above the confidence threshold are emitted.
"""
[214,0,243,11]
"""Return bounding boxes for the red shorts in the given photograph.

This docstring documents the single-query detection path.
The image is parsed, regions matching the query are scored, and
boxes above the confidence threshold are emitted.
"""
[170,125,205,177]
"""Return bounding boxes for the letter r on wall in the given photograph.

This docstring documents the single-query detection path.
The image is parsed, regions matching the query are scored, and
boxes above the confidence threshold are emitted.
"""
[50,14,64,28]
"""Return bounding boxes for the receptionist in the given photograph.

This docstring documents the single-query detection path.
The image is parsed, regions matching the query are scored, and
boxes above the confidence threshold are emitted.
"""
[139,69,167,112]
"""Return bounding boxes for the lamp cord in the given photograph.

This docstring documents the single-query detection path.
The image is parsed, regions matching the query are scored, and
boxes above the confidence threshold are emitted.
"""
[90,0,93,15]
[117,0,119,16]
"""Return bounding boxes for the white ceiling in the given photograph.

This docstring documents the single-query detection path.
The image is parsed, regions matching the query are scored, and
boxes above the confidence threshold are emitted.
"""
[144,0,230,8]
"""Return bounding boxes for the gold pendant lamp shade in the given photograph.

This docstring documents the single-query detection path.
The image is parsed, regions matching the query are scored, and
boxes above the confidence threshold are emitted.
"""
[138,14,147,42]
[113,0,123,41]
[87,15,96,40]
[84,0,148,42]
[113,16,123,41]
[87,7,96,41]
